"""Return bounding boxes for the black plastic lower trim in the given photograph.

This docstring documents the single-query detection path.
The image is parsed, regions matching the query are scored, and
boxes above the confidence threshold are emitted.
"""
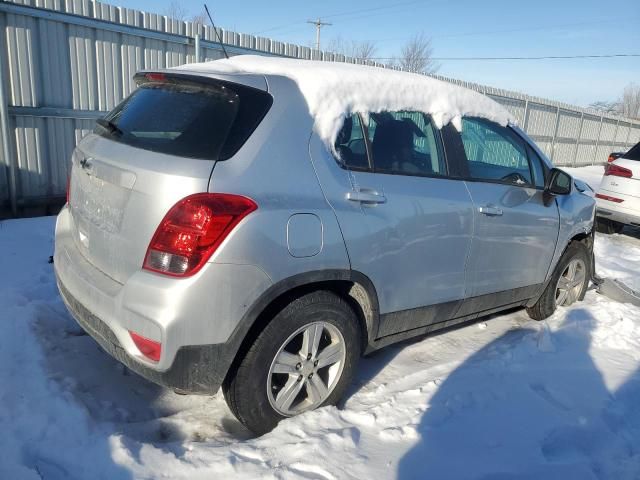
[377,299,461,337]
[455,284,541,318]
[369,300,526,352]
[57,279,231,394]
[377,284,540,339]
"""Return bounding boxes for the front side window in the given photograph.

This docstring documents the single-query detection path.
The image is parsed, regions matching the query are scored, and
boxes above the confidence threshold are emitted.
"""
[461,117,533,186]
[365,111,446,176]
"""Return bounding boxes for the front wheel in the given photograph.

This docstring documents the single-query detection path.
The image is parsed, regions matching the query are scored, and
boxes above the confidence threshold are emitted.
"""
[526,242,591,320]
[222,290,361,435]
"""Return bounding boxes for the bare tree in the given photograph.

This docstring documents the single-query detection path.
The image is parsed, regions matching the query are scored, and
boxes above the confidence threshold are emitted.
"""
[327,36,377,62]
[589,100,619,115]
[351,41,377,62]
[325,37,343,53]
[398,32,438,74]
[165,1,188,21]
[190,11,209,26]
[165,4,210,28]
[590,84,640,120]
[619,83,640,120]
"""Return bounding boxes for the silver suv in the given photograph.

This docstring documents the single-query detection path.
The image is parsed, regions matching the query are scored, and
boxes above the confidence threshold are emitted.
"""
[55,59,596,434]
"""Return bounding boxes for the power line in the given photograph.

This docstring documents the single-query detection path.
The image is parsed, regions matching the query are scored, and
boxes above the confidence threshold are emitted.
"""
[368,53,640,61]
[432,18,628,39]
[253,11,630,43]
[253,20,307,35]
[321,0,432,20]
[252,0,434,35]
[374,17,630,42]
[316,0,467,26]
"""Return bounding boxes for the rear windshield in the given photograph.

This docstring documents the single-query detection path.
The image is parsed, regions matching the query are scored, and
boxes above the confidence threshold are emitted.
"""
[94,75,272,160]
[624,142,640,161]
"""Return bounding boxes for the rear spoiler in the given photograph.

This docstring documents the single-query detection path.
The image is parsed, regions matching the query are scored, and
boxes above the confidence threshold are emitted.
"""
[134,69,268,91]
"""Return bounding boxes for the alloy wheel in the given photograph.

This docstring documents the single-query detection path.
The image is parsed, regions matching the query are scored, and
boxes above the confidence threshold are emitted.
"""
[555,258,586,307]
[267,321,346,416]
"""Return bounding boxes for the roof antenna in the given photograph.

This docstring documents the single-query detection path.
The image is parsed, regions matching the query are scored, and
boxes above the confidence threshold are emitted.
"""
[204,4,229,59]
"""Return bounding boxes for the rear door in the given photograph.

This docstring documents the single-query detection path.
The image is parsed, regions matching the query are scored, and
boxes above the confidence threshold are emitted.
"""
[444,118,559,309]
[310,112,474,337]
[68,72,272,284]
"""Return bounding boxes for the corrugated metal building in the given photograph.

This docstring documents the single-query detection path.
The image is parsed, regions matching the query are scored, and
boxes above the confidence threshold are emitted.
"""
[1,0,639,215]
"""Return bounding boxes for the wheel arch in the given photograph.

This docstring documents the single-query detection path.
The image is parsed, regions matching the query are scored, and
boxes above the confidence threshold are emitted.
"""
[222,269,380,386]
[526,229,594,308]
[561,230,594,277]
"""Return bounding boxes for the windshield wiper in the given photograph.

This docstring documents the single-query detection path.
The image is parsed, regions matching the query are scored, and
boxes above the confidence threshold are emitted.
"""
[96,118,124,137]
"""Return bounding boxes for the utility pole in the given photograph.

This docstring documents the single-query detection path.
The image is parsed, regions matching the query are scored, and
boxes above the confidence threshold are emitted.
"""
[307,18,332,51]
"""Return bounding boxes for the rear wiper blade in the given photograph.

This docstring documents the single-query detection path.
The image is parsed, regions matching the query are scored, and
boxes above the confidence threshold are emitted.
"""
[96,118,124,137]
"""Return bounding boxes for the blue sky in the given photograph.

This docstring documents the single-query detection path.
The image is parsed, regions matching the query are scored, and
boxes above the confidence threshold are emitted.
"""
[123,0,639,107]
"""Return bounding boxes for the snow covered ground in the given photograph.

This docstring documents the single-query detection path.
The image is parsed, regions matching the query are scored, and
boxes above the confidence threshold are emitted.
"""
[3,167,640,479]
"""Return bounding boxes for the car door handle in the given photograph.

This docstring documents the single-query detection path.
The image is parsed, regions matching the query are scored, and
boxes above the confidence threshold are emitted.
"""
[346,190,387,204]
[478,205,503,216]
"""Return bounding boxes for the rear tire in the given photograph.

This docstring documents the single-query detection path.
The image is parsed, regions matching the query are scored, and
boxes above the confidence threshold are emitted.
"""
[222,290,361,435]
[526,242,591,321]
[596,217,624,234]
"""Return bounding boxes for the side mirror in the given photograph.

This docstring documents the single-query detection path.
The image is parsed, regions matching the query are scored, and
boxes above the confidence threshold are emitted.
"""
[543,168,572,206]
[545,168,572,196]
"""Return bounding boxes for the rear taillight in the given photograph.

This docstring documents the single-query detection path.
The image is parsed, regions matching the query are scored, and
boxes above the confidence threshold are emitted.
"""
[595,193,624,203]
[604,163,633,178]
[129,331,161,362]
[143,193,257,277]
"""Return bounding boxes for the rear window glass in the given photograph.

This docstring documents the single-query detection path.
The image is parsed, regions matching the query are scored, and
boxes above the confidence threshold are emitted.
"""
[624,142,640,161]
[94,76,272,160]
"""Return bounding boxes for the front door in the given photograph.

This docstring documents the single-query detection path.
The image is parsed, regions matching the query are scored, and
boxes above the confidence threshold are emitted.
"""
[447,117,560,309]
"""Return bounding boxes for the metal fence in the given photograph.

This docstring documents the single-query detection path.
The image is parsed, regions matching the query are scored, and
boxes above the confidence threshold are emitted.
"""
[1,0,639,214]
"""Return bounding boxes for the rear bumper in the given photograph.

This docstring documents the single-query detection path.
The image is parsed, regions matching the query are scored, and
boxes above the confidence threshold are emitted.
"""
[54,206,273,393]
[596,189,640,226]
[597,208,640,227]
[57,279,230,393]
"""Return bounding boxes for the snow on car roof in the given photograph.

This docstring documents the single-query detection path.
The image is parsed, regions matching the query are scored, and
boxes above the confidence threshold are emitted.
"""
[174,55,514,147]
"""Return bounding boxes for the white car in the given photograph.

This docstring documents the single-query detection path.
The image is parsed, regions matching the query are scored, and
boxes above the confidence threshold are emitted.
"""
[596,142,640,234]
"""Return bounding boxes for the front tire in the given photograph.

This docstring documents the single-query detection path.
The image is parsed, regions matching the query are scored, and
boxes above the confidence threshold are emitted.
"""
[222,290,361,435]
[526,242,591,321]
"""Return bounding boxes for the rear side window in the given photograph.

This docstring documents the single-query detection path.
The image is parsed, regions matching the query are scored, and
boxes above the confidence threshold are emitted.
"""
[461,117,533,186]
[334,114,370,170]
[94,76,272,160]
[625,142,640,161]
[365,111,446,176]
